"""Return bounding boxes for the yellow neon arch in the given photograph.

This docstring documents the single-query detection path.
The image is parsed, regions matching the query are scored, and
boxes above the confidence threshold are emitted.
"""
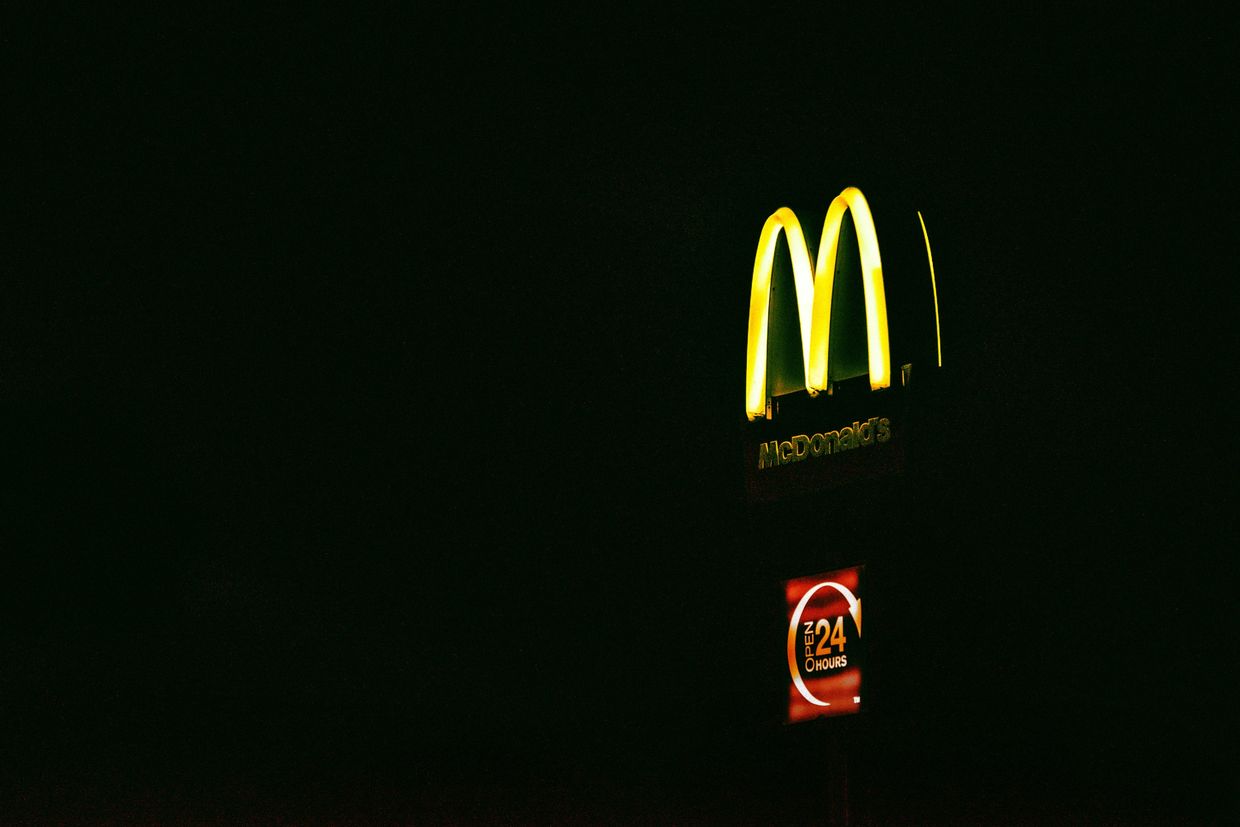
[745,187,891,421]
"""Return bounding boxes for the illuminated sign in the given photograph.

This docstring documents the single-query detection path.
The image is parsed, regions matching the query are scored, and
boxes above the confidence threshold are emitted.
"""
[746,188,890,421]
[741,186,940,501]
[786,566,864,723]
[744,186,939,422]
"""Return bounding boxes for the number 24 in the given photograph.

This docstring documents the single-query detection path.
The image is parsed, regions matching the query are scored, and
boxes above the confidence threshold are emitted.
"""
[814,617,846,654]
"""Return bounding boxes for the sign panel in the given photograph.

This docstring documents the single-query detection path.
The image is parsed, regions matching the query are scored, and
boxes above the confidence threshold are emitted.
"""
[742,186,939,501]
[785,565,864,723]
[742,379,906,502]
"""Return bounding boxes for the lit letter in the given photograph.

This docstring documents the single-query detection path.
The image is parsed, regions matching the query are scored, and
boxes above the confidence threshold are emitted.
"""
[877,417,891,443]
[792,435,810,461]
[779,441,794,463]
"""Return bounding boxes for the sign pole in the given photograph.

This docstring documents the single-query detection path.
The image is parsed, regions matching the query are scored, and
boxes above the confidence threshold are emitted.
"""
[826,724,849,826]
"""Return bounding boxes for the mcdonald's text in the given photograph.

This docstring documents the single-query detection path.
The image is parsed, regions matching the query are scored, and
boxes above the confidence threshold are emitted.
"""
[757,416,891,470]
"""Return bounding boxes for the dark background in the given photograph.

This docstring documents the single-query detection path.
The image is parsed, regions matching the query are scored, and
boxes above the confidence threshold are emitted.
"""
[6,6,1235,824]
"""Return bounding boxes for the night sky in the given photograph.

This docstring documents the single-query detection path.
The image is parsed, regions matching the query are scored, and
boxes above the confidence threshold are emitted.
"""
[7,7,1234,824]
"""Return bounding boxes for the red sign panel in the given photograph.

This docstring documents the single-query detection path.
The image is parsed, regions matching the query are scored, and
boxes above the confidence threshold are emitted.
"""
[785,565,864,723]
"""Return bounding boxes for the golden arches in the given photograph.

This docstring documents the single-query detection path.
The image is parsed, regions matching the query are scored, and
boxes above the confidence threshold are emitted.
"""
[745,187,891,421]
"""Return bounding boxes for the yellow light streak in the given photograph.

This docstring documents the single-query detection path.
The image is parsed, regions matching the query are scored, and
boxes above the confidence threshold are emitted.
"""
[745,187,891,421]
[917,211,942,367]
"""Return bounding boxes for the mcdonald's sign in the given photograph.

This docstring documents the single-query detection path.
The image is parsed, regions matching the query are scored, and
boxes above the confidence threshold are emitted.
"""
[742,187,941,502]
